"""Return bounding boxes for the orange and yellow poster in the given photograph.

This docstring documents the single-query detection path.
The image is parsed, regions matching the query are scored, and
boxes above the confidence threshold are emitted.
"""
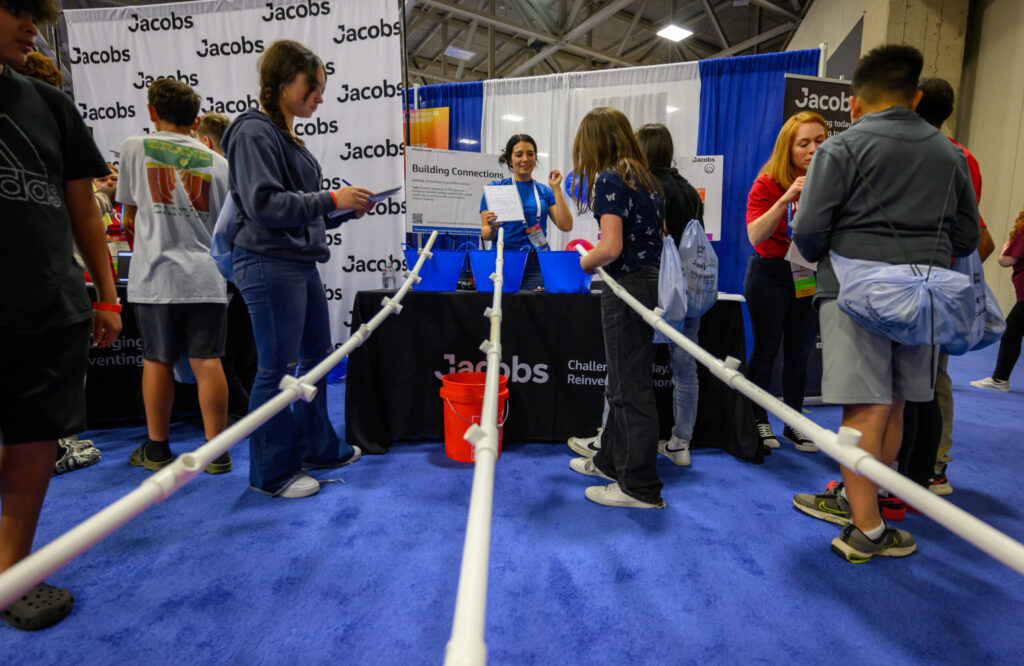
[408,107,450,149]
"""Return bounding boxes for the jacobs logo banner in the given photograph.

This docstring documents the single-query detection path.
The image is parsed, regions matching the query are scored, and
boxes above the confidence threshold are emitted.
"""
[65,0,404,347]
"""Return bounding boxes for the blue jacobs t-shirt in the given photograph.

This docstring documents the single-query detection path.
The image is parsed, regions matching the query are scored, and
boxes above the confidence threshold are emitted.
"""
[593,169,663,278]
[479,177,556,250]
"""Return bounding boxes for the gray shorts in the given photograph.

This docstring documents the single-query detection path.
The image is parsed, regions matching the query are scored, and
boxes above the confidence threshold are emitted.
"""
[818,299,936,404]
[135,303,227,364]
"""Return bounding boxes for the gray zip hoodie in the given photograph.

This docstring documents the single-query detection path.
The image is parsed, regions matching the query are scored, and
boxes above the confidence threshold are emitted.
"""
[792,106,980,306]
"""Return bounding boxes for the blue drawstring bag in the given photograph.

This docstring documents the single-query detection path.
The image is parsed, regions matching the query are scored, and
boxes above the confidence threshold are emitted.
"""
[830,251,975,346]
[210,193,239,280]
[831,135,977,348]
[654,236,687,343]
[940,250,1006,355]
[678,219,718,317]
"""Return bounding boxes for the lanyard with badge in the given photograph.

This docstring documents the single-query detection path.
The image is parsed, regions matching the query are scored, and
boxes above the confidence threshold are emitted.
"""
[785,202,817,298]
[522,181,551,252]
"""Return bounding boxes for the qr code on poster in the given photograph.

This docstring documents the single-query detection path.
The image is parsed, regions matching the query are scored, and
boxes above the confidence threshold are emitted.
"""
[413,213,423,225]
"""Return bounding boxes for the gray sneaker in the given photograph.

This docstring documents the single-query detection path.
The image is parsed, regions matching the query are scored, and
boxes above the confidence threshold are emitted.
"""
[831,523,916,563]
[658,435,691,466]
[568,428,602,458]
[584,482,665,509]
[569,456,614,481]
[793,481,850,525]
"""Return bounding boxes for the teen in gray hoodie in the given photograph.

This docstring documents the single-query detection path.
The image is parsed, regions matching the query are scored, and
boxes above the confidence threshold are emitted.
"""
[222,40,373,498]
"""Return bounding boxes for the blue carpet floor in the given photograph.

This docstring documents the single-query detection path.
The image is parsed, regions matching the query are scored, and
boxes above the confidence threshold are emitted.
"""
[4,344,1024,664]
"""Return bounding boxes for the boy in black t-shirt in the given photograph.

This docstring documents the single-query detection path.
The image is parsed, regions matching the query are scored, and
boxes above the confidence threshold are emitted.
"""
[0,0,122,630]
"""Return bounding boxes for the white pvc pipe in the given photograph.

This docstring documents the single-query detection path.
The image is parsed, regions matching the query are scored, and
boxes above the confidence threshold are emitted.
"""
[445,231,505,666]
[0,231,441,610]
[578,246,1024,577]
[818,41,827,77]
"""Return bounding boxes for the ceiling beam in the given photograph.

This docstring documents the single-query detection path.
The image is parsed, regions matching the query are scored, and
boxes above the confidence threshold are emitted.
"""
[415,0,642,68]
[616,0,648,57]
[749,0,800,22]
[700,0,730,49]
[506,0,637,77]
[710,20,794,58]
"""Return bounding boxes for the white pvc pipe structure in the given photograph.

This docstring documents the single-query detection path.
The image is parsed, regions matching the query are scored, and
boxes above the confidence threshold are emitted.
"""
[578,246,1024,577]
[0,231,441,611]
[444,230,506,666]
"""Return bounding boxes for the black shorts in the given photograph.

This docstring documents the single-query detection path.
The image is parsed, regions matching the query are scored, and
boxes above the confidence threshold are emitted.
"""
[1,321,91,445]
[135,303,227,364]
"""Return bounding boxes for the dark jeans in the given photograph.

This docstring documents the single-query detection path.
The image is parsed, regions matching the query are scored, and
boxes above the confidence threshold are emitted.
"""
[743,254,818,420]
[224,283,256,418]
[592,264,663,504]
[231,247,355,493]
[520,250,543,291]
[898,397,942,486]
[993,301,1024,381]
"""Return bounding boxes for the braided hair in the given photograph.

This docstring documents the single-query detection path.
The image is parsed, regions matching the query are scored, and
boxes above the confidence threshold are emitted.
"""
[258,40,324,147]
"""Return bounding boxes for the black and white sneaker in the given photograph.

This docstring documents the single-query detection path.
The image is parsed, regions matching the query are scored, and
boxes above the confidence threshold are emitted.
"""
[568,428,602,458]
[755,421,779,449]
[783,426,818,453]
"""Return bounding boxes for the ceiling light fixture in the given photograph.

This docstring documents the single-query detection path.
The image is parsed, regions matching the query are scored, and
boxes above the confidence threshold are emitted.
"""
[657,24,693,42]
[444,45,477,60]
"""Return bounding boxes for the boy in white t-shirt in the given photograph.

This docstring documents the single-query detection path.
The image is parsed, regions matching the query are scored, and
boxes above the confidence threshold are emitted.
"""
[116,78,232,474]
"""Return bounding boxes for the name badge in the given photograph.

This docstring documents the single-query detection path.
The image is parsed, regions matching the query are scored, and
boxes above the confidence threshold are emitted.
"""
[792,265,816,298]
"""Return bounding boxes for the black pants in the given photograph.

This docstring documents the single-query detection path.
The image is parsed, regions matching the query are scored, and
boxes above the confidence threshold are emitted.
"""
[592,264,662,504]
[743,254,818,420]
[993,301,1024,381]
[898,397,942,487]
[223,284,257,418]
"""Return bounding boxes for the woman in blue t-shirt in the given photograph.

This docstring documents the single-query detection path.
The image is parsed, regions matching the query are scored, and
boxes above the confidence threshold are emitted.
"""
[479,134,573,290]
[572,107,666,509]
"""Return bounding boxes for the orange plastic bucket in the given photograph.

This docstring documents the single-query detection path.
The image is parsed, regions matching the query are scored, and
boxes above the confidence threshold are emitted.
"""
[439,372,509,462]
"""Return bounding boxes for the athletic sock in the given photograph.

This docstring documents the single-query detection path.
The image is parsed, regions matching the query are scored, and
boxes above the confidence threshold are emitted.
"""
[145,438,171,460]
[863,521,886,541]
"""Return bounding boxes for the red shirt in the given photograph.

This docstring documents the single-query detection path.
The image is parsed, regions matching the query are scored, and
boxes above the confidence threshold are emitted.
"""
[1006,230,1024,302]
[950,138,985,228]
[746,174,793,258]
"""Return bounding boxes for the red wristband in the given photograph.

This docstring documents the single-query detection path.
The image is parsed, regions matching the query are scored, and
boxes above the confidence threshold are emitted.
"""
[330,190,338,208]
[93,302,122,313]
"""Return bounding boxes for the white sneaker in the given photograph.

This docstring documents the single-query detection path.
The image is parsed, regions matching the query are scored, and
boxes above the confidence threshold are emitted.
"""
[755,421,780,448]
[277,473,320,498]
[970,377,1010,392]
[302,446,361,471]
[585,482,665,509]
[567,428,602,458]
[658,435,691,466]
[569,456,614,480]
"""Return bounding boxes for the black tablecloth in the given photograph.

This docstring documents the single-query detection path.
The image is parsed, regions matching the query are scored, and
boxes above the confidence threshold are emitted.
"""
[85,284,198,427]
[346,290,763,463]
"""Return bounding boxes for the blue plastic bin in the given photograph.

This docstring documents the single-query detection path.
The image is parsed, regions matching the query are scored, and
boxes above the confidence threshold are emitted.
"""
[537,251,592,293]
[403,247,465,292]
[468,249,529,292]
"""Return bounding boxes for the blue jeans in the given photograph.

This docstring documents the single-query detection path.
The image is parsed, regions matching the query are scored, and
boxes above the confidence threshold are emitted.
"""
[231,247,354,493]
[519,250,543,291]
[670,317,701,442]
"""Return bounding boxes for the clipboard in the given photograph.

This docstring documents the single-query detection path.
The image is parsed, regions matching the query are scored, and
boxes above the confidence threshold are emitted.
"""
[328,185,403,218]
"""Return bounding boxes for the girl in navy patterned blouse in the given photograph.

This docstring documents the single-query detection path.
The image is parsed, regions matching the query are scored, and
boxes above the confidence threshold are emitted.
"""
[571,107,667,509]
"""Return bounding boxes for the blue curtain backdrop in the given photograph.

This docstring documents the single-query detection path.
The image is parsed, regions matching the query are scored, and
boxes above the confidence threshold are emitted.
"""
[406,81,484,152]
[405,82,484,250]
[697,49,820,295]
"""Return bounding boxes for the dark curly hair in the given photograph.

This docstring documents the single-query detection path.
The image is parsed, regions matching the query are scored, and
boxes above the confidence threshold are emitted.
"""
[498,134,537,170]
[258,40,323,148]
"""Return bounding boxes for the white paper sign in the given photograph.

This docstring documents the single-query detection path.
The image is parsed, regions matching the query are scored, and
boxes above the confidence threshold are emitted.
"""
[482,185,526,222]
[675,155,724,241]
[406,146,507,234]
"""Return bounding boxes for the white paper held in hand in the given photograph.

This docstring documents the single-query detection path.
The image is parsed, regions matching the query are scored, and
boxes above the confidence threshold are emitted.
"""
[483,184,526,222]
[328,185,404,218]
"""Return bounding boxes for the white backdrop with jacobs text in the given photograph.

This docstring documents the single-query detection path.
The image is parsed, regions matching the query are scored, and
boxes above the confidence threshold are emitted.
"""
[64,0,404,346]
